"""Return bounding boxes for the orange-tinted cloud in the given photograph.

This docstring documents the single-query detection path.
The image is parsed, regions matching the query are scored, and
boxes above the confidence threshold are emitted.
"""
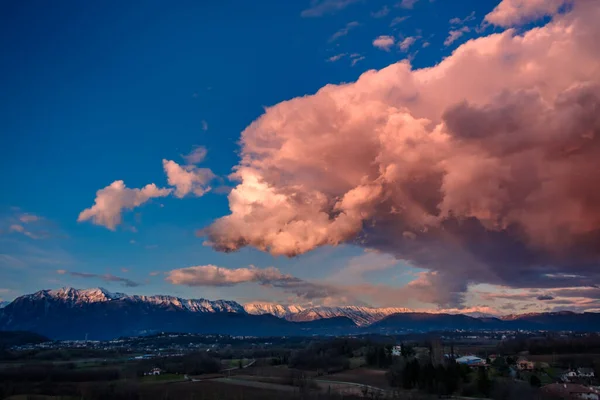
[485,0,572,27]
[205,1,600,307]
[78,180,171,230]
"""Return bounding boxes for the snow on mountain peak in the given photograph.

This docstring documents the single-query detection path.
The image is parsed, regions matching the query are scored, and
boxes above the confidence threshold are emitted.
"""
[243,303,306,318]
[244,303,413,326]
[42,287,126,303]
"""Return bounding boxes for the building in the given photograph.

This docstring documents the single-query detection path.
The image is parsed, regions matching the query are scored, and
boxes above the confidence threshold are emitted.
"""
[146,367,163,376]
[578,368,595,378]
[541,383,600,400]
[563,369,596,382]
[455,355,485,367]
[392,345,402,357]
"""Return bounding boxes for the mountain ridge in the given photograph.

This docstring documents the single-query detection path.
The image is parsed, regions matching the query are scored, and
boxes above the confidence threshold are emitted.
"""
[2,288,600,340]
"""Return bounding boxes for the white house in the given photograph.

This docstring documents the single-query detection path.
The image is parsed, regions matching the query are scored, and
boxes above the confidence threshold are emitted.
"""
[455,356,485,366]
[392,345,402,357]
[578,368,595,378]
[146,367,163,376]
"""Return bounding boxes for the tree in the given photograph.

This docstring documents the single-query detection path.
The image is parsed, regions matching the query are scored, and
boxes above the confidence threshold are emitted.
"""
[401,344,415,358]
[476,367,492,397]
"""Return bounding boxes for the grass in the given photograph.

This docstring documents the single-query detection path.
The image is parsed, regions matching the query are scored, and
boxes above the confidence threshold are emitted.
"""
[317,368,390,389]
[221,358,249,368]
[140,373,185,383]
[349,356,365,369]
[5,397,78,400]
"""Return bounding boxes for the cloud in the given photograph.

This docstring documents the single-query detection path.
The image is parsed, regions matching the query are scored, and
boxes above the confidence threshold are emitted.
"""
[204,1,600,308]
[372,35,395,51]
[19,214,40,223]
[301,0,360,17]
[9,224,24,233]
[183,146,208,165]
[60,270,140,287]
[537,295,555,301]
[450,11,476,26]
[163,160,215,198]
[201,120,208,131]
[329,250,399,284]
[329,21,360,42]
[2,211,52,239]
[398,36,416,51]
[327,53,347,62]
[444,26,470,46]
[351,55,365,66]
[371,6,390,18]
[167,265,342,301]
[390,16,409,27]
[485,0,572,27]
[397,0,418,9]
[78,181,171,230]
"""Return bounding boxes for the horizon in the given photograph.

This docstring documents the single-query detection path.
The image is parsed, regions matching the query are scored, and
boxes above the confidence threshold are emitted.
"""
[2,0,600,317]
[3,286,597,318]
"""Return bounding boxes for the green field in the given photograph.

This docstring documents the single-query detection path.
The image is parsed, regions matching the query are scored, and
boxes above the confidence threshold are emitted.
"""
[140,373,185,383]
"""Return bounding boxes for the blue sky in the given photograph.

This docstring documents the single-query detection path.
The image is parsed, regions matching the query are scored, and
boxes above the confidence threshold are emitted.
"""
[2,0,594,314]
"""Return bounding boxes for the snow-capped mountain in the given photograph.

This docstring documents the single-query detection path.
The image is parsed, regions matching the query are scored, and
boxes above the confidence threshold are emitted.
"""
[18,287,245,313]
[243,303,306,318]
[133,294,244,313]
[38,287,127,303]
[2,287,600,340]
[15,289,411,325]
[0,301,8,309]
[244,303,411,326]
[0,287,354,340]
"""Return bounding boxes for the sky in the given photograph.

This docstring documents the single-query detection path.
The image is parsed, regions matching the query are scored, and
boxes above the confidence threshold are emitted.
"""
[1,0,599,315]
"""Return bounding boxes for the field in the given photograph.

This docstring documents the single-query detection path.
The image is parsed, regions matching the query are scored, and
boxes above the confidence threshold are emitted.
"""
[140,373,186,383]
[317,368,390,389]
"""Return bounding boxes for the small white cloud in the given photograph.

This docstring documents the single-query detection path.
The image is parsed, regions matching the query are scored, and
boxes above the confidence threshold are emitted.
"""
[390,16,409,27]
[19,214,40,223]
[398,36,417,51]
[351,56,365,66]
[329,21,360,42]
[397,0,418,9]
[444,26,470,46]
[371,6,390,18]
[183,146,208,164]
[163,159,215,198]
[372,35,395,51]
[78,181,172,230]
[301,0,361,17]
[201,120,208,131]
[327,53,347,62]
[450,11,476,25]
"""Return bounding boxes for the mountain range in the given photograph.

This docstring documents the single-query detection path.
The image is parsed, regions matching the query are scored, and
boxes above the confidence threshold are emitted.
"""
[1,287,599,340]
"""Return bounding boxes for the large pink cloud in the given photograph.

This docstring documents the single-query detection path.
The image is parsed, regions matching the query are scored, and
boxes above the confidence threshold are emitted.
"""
[204,1,600,307]
[485,0,572,27]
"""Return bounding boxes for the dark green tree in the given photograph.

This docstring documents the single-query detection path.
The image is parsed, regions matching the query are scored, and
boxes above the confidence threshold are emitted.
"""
[476,367,491,397]
[530,375,541,387]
